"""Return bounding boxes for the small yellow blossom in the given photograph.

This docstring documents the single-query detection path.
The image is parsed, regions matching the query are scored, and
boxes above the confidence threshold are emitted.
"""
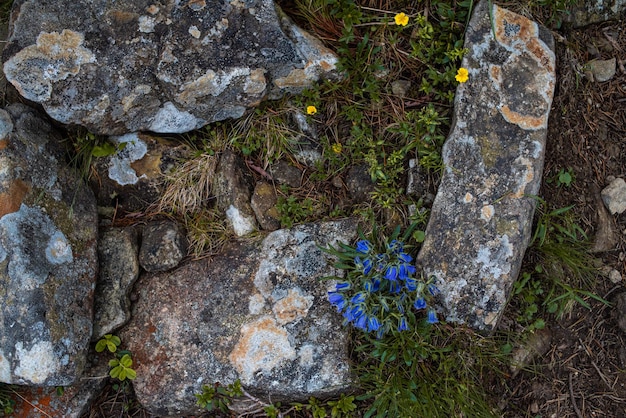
[455,67,469,83]
[306,105,317,115]
[331,143,343,154]
[394,12,409,27]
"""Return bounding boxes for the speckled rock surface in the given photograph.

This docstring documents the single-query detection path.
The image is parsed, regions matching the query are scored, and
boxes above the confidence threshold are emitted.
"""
[417,1,555,333]
[93,227,140,339]
[0,104,98,385]
[213,150,258,236]
[138,220,187,272]
[1,0,338,135]
[565,0,626,27]
[118,219,356,416]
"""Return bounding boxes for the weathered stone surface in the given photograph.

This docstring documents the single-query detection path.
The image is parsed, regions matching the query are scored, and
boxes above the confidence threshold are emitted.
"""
[251,181,281,231]
[93,227,140,339]
[8,359,108,418]
[2,0,338,135]
[0,104,98,385]
[586,58,617,82]
[565,0,626,27]
[601,177,626,215]
[91,133,189,212]
[213,150,257,236]
[345,165,375,203]
[118,219,356,416]
[269,159,303,188]
[417,1,555,332]
[139,220,187,272]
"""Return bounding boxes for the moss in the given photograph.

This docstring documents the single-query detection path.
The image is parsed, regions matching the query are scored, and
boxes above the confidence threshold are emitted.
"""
[476,134,503,169]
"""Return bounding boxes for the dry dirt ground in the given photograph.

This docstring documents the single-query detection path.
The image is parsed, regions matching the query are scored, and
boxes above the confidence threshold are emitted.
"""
[494,15,626,418]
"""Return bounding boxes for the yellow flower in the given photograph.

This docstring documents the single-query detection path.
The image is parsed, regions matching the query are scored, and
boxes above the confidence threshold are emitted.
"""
[455,67,469,83]
[394,12,409,27]
[331,143,343,154]
[306,105,317,115]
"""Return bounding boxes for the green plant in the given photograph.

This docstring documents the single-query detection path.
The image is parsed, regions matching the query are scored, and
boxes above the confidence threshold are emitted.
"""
[0,384,15,416]
[512,199,609,330]
[322,224,440,338]
[546,167,576,187]
[196,380,243,413]
[67,130,127,180]
[276,194,316,228]
[327,393,357,417]
[95,334,137,382]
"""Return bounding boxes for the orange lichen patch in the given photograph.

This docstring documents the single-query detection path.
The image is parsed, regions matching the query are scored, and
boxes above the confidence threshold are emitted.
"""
[273,68,308,89]
[494,6,536,47]
[272,288,313,325]
[130,151,162,179]
[499,104,547,130]
[528,38,555,73]
[489,65,502,83]
[229,316,295,382]
[0,139,7,150]
[105,10,139,25]
[10,387,54,418]
[37,30,89,60]
[0,179,30,217]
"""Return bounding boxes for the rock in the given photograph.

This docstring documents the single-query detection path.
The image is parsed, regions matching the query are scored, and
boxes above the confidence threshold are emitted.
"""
[417,2,555,333]
[251,181,281,231]
[90,133,189,213]
[291,112,323,166]
[345,165,375,203]
[406,158,427,198]
[139,220,187,272]
[601,177,626,215]
[93,227,140,339]
[118,219,357,416]
[213,150,257,236]
[7,359,108,418]
[0,104,98,385]
[269,159,303,188]
[2,1,338,135]
[586,58,617,82]
[391,80,411,97]
[510,328,552,377]
[564,0,626,27]
[592,188,618,252]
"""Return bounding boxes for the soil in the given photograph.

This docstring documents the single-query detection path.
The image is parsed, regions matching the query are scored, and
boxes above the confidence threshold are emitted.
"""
[493,15,626,418]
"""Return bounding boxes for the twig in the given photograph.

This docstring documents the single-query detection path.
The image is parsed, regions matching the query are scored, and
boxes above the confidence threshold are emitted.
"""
[9,389,53,418]
[569,372,584,418]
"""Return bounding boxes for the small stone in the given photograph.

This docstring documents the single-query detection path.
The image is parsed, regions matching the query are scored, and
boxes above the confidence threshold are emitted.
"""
[139,220,187,272]
[391,80,411,97]
[609,269,623,284]
[251,181,281,231]
[510,328,552,377]
[586,58,617,83]
[345,165,375,203]
[269,160,302,188]
[601,177,626,215]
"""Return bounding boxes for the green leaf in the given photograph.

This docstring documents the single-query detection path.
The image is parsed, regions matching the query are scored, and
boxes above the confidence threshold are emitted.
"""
[91,142,117,157]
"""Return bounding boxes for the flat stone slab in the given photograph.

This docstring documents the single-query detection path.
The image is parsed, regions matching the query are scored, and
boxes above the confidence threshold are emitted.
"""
[119,219,356,416]
[2,0,338,135]
[417,0,556,332]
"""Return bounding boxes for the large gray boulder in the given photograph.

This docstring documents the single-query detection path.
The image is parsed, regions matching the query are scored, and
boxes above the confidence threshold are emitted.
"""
[118,219,356,416]
[2,0,338,135]
[417,1,555,333]
[0,104,98,385]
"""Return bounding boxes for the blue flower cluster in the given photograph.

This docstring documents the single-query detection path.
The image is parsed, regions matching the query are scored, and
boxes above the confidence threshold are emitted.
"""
[327,238,440,338]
